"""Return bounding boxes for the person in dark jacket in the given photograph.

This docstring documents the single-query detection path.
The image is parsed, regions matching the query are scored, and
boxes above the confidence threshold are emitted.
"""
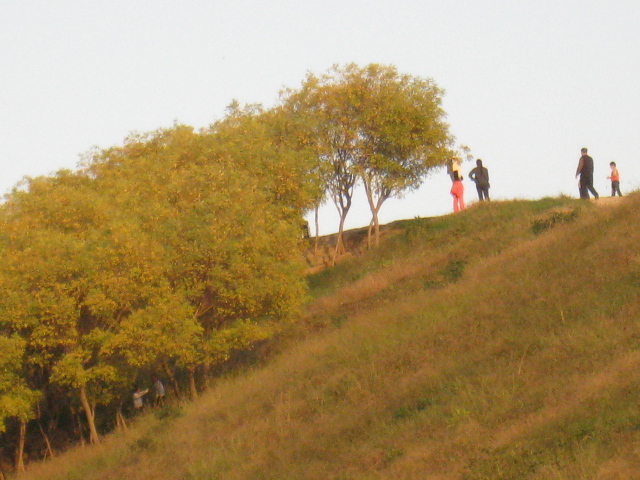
[575,147,599,199]
[468,159,490,201]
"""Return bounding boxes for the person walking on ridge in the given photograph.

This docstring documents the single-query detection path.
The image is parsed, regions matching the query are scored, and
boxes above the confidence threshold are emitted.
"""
[450,171,465,213]
[468,159,490,201]
[575,147,599,199]
[607,161,622,197]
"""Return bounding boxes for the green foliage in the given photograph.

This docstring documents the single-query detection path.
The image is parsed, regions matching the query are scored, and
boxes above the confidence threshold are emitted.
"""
[531,207,579,235]
[281,63,456,247]
[131,434,157,453]
[441,258,467,283]
[0,114,312,453]
[154,403,183,421]
[0,335,39,432]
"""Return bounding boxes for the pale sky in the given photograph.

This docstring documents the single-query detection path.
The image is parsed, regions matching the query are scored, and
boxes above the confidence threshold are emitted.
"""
[2,1,639,234]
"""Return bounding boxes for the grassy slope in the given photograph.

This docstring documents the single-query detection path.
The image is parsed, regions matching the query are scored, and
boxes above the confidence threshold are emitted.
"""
[17,195,640,480]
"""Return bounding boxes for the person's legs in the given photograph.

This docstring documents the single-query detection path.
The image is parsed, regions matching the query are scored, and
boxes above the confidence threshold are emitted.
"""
[482,186,490,201]
[579,177,590,199]
[453,195,460,212]
[612,181,622,196]
[586,180,599,199]
[476,186,484,201]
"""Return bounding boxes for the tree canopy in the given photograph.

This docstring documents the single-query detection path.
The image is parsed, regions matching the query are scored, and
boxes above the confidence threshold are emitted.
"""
[0,116,314,453]
[281,63,456,249]
[0,63,462,472]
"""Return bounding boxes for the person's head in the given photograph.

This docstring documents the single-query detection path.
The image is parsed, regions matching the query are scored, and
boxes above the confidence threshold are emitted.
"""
[610,161,616,167]
[453,171,460,181]
[476,159,483,167]
[581,147,588,154]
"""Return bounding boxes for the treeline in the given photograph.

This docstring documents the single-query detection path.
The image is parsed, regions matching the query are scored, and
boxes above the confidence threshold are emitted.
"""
[0,63,457,474]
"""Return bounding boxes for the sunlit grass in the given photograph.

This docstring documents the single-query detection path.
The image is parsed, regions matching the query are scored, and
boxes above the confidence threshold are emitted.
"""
[16,193,640,480]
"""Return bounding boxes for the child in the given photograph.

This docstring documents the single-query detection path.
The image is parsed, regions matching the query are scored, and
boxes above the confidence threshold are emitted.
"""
[607,162,622,197]
[450,171,465,212]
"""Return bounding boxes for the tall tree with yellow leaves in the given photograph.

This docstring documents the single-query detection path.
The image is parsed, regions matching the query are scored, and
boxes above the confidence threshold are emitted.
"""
[282,63,456,249]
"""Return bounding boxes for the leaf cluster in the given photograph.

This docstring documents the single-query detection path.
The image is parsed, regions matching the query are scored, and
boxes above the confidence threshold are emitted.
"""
[0,111,313,443]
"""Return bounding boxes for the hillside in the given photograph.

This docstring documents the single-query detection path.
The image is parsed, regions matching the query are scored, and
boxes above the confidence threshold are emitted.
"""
[16,194,640,480]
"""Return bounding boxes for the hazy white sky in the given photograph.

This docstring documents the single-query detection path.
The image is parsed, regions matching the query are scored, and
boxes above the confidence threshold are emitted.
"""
[2,1,639,233]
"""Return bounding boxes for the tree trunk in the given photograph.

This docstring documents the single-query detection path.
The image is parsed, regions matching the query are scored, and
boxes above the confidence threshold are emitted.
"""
[203,362,213,389]
[38,422,55,459]
[330,185,352,266]
[79,386,100,444]
[314,205,320,258]
[372,209,380,247]
[332,211,348,266]
[36,403,55,459]
[15,419,27,473]
[188,367,198,400]
[162,360,181,399]
[362,178,383,247]
[115,401,127,431]
[70,406,86,446]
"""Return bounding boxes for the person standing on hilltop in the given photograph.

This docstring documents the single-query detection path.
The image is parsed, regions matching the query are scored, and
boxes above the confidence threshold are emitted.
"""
[575,147,599,199]
[607,161,623,197]
[450,171,465,212]
[468,159,490,201]
[447,157,463,183]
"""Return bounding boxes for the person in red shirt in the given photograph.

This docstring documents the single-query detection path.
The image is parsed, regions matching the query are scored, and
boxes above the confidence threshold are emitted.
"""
[607,161,622,197]
[450,171,465,212]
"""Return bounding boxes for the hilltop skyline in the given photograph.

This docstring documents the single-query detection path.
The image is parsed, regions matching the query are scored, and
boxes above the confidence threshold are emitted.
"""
[2,0,639,233]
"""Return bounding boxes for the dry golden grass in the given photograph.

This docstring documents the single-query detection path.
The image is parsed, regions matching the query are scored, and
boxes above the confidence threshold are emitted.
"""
[16,193,640,480]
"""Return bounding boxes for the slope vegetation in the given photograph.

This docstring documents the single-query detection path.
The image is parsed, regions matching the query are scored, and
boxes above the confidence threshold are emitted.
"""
[18,194,640,480]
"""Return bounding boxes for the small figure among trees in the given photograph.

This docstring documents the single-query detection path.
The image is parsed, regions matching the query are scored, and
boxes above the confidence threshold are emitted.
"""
[153,377,165,407]
[132,386,149,412]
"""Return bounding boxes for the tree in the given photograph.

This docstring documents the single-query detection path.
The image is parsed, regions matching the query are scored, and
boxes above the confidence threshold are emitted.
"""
[281,72,359,262]
[0,173,100,444]
[352,64,454,245]
[0,335,39,472]
[258,101,327,255]
[86,122,310,392]
[0,110,317,463]
[104,293,202,400]
[282,63,456,249]
[0,170,168,445]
